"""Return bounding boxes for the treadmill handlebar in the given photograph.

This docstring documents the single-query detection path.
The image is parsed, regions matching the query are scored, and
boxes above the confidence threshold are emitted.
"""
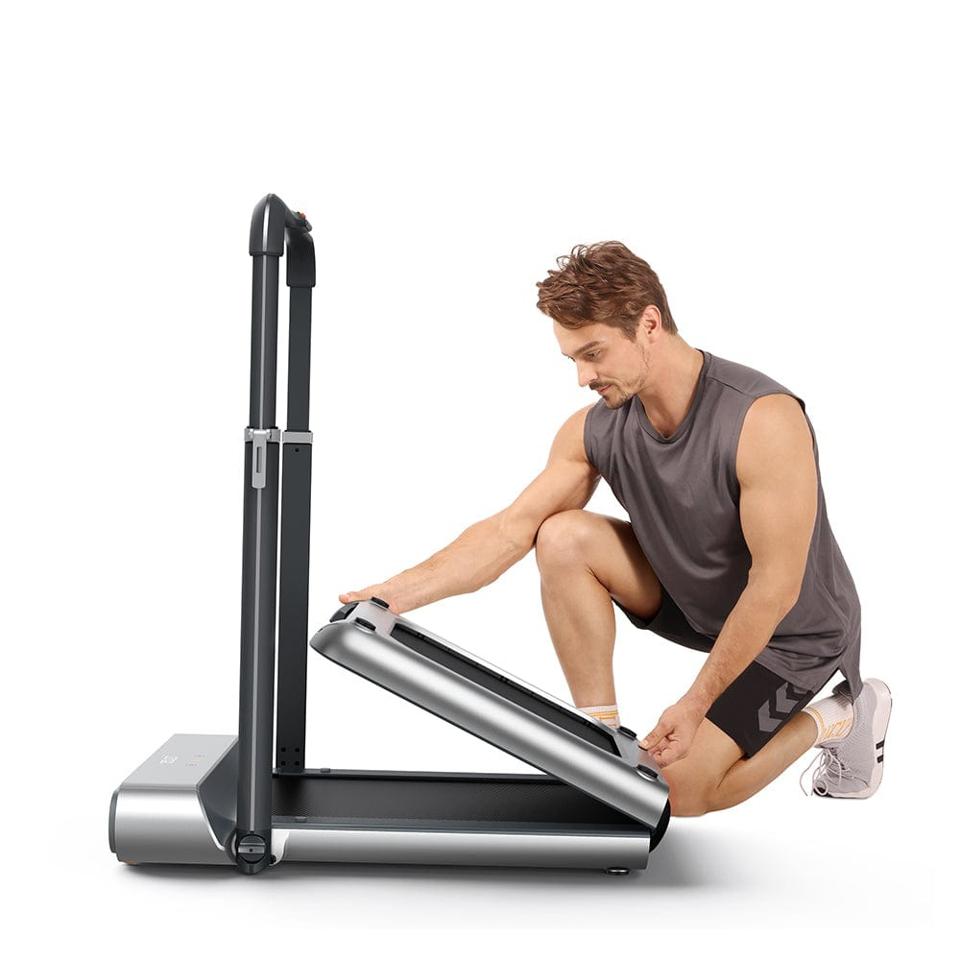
[249,194,314,258]
[235,194,315,873]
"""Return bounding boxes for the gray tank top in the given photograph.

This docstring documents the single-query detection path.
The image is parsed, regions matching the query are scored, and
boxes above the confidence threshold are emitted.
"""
[584,348,862,699]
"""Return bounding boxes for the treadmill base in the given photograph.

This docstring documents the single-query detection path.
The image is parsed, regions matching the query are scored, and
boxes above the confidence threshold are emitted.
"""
[110,735,655,872]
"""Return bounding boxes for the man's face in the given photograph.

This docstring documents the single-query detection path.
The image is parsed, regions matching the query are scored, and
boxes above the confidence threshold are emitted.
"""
[554,321,649,408]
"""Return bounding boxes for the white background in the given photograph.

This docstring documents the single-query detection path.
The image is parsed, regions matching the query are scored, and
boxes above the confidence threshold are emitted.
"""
[3,0,956,949]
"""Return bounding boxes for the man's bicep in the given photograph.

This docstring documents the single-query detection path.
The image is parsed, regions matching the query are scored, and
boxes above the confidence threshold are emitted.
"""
[736,395,818,602]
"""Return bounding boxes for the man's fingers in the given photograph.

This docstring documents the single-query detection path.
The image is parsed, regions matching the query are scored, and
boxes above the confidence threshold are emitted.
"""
[639,722,669,751]
[339,587,373,603]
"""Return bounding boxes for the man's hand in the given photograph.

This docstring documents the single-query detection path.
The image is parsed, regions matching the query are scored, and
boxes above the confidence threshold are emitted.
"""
[639,697,708,767]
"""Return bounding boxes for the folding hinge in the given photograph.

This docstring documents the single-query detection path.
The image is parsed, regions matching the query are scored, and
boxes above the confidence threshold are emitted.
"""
[244,428,281,489]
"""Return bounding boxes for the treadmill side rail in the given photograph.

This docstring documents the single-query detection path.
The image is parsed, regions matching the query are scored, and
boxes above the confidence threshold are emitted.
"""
[274,825,649,871]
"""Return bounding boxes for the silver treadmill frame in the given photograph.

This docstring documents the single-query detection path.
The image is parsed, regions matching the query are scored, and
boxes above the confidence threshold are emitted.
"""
[110,733,660,871]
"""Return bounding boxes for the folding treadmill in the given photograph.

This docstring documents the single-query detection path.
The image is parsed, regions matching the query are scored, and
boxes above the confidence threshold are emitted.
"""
[109,195,671,875]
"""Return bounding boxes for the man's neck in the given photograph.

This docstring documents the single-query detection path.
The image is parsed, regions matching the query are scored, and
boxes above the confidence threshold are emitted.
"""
[637,340,705,438]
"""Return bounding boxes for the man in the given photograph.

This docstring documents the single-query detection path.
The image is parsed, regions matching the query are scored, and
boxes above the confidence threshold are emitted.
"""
[339,242,892,816]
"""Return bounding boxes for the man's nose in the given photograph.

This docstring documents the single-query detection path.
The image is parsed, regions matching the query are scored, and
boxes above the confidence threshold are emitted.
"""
[577,363,596,388]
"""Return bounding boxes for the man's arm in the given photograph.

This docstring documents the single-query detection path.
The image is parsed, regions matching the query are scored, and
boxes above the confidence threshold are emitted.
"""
[339,404,600,614]
[682,394,819,713]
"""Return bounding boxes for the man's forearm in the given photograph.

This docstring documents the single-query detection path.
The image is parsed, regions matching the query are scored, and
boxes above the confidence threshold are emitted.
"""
[682,580,798,713]
[383,512,531,613]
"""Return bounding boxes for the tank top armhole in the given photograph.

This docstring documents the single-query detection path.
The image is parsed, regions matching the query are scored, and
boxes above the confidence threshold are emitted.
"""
[727,401,751,503]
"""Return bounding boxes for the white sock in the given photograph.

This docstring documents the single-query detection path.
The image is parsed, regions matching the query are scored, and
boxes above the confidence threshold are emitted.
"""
[803,688,854,746]
[581,703,621,728]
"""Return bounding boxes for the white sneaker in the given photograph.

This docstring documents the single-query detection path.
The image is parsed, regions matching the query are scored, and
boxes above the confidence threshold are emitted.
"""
[799,678,892,798]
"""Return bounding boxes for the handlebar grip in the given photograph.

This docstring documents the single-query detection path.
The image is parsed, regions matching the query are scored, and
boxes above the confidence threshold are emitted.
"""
[250,194,312,256]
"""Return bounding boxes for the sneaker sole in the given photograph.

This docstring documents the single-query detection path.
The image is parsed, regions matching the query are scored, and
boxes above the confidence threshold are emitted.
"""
[829,678,892,799]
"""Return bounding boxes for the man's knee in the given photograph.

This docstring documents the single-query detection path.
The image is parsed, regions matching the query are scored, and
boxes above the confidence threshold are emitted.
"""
[658,761,713,817]
[534,509,593,570]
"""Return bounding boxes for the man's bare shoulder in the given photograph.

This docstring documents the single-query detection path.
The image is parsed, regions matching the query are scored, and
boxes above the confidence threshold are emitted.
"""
[736,393,814,485]
[551,402,599,464]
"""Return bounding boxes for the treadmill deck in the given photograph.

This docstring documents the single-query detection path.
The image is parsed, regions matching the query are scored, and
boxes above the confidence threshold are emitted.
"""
[272,769,653,836]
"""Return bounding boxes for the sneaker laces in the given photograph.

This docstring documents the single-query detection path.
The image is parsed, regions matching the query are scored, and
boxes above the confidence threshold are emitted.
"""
[799,746,851,796]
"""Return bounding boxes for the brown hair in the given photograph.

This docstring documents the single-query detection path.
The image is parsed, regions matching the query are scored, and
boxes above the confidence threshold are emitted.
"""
[536,241,677,337]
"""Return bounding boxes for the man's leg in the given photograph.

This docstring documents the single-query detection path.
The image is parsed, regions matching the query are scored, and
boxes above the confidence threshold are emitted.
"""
[659,666,824,812]
[648,714,819,815]
[654,662,826,811]
[534,508,662,709]
[708,711,818,810]
[535,508,724,815]
[534,508,821,815]
[699,661,824,810]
